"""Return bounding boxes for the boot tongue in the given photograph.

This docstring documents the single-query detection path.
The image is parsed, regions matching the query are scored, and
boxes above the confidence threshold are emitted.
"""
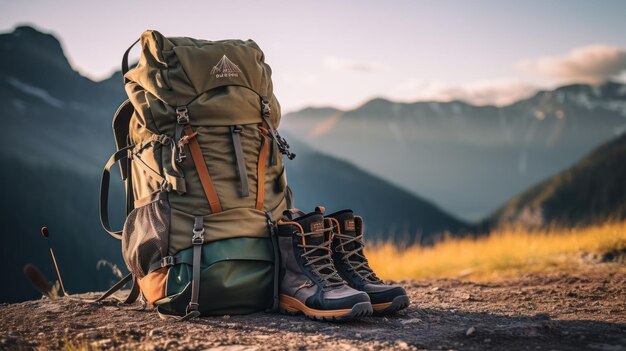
[330,210,359,252]
[296,213,328,247]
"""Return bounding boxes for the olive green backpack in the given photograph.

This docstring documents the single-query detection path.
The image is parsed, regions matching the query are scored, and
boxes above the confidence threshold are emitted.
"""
[98,30,294,320]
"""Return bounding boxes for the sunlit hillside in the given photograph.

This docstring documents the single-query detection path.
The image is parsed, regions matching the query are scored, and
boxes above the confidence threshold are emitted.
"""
[367,221,626,281]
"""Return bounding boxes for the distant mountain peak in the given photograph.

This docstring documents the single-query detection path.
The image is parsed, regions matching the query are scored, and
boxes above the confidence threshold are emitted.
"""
[3,25,65,58]
[13,25,48,36]
[358,97,394,109]
[288,106,343,117]
[0,25,126,106]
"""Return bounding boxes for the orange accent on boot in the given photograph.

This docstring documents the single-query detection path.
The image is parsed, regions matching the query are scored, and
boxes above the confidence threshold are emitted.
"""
[354,216,364,235]
[371,301,393,312]
[278,220,305,246]
[138,267,168,304]
[327,217,341,234]
[279,294,354,317]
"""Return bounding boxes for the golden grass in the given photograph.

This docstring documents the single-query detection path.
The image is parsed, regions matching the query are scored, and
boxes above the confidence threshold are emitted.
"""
[366,221,626,281]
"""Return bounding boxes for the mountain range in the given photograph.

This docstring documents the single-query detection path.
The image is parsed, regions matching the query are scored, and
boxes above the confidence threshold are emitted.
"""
[282,82,626,221]
[3,25,625,303]
[489,132,626,228]
[0,26,466,302]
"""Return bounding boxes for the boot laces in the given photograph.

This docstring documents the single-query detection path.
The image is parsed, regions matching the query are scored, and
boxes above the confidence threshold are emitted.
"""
[297,227,345,290]
[335,232,382,284]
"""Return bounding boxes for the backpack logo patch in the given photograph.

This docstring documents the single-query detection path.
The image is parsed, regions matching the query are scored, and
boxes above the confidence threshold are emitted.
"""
[211,55,242,78]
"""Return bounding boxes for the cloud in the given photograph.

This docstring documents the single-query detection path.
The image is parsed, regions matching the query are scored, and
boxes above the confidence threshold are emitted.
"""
[516,45,626,84]
[323,56,386,72]
[392,79,538,106]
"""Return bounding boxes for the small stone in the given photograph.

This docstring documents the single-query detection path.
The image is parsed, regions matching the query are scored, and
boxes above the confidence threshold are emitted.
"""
[91,339,113,348]
[466,326,476,336]
[400,318,422,325]
[223,314,231,320]
[164,339,179,349]
[75,331,100,339]
[394,340,409,349]
[432,287,440,292]
[148,329,163,337]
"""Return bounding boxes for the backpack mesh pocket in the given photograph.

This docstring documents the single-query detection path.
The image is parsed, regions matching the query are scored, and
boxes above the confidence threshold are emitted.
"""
[122,197,170,279]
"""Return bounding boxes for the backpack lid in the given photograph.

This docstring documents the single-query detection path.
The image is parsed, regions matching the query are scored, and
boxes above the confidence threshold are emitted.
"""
[124,30,274,107]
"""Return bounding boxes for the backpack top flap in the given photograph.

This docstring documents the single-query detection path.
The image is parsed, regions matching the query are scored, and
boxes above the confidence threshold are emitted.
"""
[124,30,274,108]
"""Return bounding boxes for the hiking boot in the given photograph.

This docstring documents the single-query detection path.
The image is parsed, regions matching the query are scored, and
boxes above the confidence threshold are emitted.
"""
[326,210,410,315]
[277,207,372,321]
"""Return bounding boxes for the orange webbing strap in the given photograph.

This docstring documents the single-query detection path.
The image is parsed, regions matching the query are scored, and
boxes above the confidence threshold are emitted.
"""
[256,126,269,210]
[182,125,222,213]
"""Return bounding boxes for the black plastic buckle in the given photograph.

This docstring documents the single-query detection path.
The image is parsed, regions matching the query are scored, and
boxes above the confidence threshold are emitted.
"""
[156,134,171,145]
[192,227,205,245]
[261,98,271,117]
[161,256,176,267]
[176,107,190,124]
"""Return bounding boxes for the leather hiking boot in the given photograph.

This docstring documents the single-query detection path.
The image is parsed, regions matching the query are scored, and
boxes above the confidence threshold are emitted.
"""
[326,210,409,315]
[277,207,372,321]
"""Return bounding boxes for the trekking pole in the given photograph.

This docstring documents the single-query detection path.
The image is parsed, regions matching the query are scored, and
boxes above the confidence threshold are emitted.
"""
[41,226,68,296]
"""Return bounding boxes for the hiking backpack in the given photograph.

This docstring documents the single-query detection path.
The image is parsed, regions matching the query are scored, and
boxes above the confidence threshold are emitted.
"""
[99,30,294,319]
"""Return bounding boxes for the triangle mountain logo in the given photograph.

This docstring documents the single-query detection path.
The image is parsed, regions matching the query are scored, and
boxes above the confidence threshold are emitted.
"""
[211,55,242,78]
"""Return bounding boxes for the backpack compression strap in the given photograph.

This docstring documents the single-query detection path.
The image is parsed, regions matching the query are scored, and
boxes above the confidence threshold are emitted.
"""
[157,216,204,321]
[176,107,222,213]
[257,125,269,210]
[180,216,204,321]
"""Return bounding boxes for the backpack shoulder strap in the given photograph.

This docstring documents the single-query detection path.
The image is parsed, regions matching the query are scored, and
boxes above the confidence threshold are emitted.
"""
[100,144,134,240]
[112,99,134,181]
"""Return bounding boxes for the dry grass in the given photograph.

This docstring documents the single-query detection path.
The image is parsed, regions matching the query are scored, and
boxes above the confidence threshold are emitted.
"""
[366,221,626,281]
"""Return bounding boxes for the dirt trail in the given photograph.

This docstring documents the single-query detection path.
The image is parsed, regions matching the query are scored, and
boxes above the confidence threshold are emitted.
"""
[1,267,624,350]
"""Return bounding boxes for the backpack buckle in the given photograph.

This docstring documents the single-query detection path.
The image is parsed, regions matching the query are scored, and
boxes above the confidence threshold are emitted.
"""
[261,98,271,117]
[161,256,176,267]
[192,227,205,245]
[176,107,190,124]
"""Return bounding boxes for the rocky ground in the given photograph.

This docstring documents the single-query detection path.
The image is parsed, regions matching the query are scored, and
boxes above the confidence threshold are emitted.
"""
[1,267,625,351]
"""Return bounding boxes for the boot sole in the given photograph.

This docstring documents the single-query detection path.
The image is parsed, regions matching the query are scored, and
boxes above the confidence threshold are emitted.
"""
[372,294,410,315]
[279,294,373,321]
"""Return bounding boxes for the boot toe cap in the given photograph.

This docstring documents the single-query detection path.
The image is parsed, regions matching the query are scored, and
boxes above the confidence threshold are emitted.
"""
[306,286,371,311]
[364,284,407,305]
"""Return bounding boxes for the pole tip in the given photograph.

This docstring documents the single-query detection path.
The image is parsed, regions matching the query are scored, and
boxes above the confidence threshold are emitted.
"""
[41,226,49,238]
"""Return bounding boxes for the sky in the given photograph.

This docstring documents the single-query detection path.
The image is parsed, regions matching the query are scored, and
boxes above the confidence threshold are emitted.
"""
[2,0,626,112]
